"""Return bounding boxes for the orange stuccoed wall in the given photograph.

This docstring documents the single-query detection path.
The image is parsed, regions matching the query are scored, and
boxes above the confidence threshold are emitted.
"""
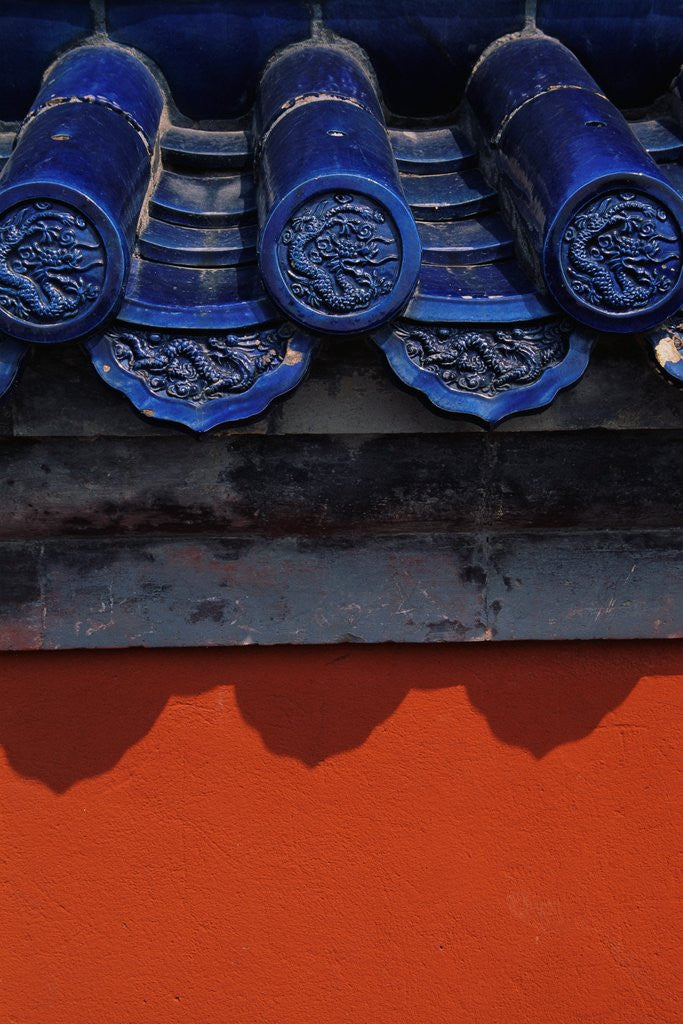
[0,640,681,1024]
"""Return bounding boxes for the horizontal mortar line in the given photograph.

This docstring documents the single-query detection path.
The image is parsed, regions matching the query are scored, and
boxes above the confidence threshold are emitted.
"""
[0,525,680,545]
[3,426,683,443]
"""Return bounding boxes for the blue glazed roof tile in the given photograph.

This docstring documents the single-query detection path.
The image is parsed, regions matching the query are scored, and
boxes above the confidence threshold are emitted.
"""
[0,337,28,401]
[0,20,679,427]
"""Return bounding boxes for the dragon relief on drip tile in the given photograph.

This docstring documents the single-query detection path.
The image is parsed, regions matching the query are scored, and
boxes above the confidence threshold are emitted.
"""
[396,321,570,395]
[277,192,401,314]
[109,324,292,403]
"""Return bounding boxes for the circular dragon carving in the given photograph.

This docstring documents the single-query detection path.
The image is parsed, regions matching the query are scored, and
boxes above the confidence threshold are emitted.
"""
[0,200,105,326]
[560,191,681,314]
[277,192,401,316]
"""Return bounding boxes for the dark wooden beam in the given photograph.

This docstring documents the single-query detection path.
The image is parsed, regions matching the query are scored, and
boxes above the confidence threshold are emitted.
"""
[0,336,680,648]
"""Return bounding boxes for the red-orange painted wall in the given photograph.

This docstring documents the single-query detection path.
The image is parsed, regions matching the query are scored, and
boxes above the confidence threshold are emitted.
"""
[0,640,680,1024]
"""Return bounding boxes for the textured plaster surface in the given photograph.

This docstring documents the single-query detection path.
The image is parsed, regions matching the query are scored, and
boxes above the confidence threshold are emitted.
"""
[0,640,680,1023]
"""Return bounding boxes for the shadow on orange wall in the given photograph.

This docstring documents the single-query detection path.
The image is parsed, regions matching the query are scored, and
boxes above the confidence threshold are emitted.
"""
[0,640,679,792]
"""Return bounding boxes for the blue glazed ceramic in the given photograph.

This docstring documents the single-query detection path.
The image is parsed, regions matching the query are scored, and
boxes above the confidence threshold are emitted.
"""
[372,319,594,425]
[119,259,275,330]
[149,169,256,228]
[389,126,475,174]
[405,262,554,324]
[0,45,164,344]
[87,319,317,431]
[416,215,514,267]
[107,0,310,121]
[0,335,27,399]
[631,120,683,164]
[161,127,252,173]
[137,219,258,268]
[537,0,683,109]
[0,5,678,427]
[30,43,162,147]
[466,33,683,334]
[0,0,93,122]
[324,0,526,117]
[255,42,421,335]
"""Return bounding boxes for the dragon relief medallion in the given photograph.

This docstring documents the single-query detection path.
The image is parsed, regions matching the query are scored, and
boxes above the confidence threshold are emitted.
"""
[560,191,681,313]
[277,192,400,315]
[397,321,569,395]
[110,324,292,403]
[0,200,105,325]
